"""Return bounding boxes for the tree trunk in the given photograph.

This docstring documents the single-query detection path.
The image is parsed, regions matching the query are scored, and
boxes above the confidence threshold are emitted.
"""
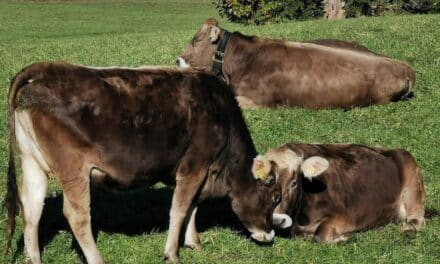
[323,0,346,19]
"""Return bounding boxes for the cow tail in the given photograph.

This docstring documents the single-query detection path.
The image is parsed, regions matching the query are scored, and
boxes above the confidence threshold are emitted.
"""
[5,69,30,254]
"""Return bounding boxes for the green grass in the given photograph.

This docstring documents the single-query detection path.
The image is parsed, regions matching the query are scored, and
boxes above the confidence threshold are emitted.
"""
[0,0,439,263]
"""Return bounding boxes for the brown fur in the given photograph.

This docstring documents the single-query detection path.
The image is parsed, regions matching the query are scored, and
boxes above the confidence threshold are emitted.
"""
[263,143,425,242]
[179,19,416,109]
[6,62,283,263]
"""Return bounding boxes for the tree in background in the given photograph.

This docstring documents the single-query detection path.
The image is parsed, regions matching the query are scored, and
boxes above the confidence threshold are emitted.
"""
[212,0,323,24]
[323,0,346,19]
[212,0,440,24]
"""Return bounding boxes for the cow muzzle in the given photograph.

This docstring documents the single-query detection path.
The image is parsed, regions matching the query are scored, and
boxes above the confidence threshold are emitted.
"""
[250,229,275,243]
[272,213,293,229]
[176,57,190,68]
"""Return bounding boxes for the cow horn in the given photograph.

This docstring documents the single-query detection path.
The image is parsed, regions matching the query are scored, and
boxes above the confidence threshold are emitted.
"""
[252,155,271,181]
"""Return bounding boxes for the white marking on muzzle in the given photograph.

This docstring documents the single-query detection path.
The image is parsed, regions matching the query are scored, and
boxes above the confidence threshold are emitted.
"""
[250,229,275,243]
[273,213,293,229]
[176,57,190,68]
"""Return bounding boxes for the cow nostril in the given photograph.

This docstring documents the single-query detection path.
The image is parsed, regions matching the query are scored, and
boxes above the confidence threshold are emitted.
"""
[175,59,180,66]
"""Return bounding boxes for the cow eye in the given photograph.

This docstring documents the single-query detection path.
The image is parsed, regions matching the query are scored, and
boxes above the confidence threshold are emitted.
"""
[273,194,281,204]
[290,180,297,189]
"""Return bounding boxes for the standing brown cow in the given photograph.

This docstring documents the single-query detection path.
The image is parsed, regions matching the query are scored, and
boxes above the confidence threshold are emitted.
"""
[252,143,426,243]
[177,19,415,109]
[5,62,292,263]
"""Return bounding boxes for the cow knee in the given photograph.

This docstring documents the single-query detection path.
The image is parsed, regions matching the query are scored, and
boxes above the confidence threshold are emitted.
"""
[313,226,336,243]
[313,216,351,244]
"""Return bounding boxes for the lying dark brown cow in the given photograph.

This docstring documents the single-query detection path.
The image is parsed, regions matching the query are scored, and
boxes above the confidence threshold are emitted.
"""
[177,19,415,109]
[5,62,292,263]
[252,143,426,243]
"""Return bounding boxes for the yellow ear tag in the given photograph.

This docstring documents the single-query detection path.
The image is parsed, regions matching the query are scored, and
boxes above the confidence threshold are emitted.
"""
[256,168,268,180]
[305,166,317,176]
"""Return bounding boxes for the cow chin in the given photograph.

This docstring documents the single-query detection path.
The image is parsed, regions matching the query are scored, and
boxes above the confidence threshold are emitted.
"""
[249,229,275,243]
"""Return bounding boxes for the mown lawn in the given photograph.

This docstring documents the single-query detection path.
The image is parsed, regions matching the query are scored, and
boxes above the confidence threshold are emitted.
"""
[0,0,439,263]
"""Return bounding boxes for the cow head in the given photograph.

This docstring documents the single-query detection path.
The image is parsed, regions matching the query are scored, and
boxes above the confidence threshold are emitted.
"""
[255,148,329,220]
[177,18,223,70]
[229,156,294,243]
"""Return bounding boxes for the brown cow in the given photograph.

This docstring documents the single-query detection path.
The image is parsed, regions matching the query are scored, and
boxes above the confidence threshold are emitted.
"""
[177,19,415,109]
[252,143,426,243]
[5,62,292,263]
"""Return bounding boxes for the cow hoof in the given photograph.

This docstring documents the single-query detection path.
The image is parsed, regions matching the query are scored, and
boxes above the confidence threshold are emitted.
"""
[163,254,179,263]
[333,235,349,243]
[184,242,203,250]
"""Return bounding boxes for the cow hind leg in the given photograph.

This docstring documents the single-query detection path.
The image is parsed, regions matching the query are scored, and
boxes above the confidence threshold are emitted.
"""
[313,215,353,244]
[20,155,48,264]
[400,179,426,233]
[61,173,104,264]
[184,207,202,250]
[397,154,426,233]
[164,160,208,263]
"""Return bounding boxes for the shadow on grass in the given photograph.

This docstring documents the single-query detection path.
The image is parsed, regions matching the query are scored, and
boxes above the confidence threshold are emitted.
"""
[12,187,439,263]
[12,186,244,263]
[425,208,440,219]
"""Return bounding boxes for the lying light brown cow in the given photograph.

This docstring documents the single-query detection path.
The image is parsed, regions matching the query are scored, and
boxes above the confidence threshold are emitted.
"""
[178,19,415,109]
[252,143,426,242]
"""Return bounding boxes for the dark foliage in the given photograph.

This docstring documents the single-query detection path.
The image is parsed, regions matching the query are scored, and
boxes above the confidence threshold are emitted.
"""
[212,0,440,24]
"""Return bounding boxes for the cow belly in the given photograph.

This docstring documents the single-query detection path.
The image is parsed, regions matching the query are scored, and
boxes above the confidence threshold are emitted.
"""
[251,48,411,108]
[89,165,174,191]
[353,203,400,230]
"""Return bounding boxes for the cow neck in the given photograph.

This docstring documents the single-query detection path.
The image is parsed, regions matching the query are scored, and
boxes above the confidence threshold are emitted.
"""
[212,30,232,83]
[225,124,258,198]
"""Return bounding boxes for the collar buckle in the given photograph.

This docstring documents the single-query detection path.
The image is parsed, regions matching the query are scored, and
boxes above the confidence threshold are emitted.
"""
[211,31,232,82]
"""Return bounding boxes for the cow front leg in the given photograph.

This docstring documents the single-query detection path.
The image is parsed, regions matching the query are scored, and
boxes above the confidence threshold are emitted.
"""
[313,215,353,244]
[184,207,202,250]
[61,174,104,264]
[164,164,207,263]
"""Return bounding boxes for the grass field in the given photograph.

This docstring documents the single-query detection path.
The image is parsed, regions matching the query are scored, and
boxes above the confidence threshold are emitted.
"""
[0,0,439,263]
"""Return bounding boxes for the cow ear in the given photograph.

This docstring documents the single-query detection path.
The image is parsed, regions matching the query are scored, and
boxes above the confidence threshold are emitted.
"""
[209,26,221,43]
[204,18,219,26]
[300,156,329,181]
[252,155,272,182]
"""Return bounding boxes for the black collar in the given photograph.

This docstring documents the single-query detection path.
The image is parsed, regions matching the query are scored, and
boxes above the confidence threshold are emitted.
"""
[212,31,232,82]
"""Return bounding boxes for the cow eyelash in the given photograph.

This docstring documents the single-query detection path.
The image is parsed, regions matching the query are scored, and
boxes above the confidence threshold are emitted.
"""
[273,194,281,204]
